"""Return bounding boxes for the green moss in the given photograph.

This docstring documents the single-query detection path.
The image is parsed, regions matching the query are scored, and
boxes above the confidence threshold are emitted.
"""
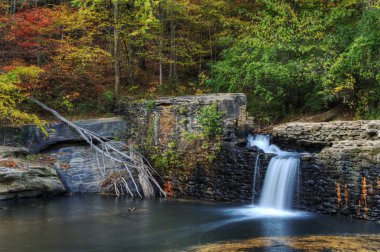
[150,141,181,172]
[178,118,188,125]
[178,105,189,115]
[145,116,155,146]
[196,102,224,138]
[207,153,216,163]
[138,103,225,175]
[183,131,198,143]
[143,100,156,112]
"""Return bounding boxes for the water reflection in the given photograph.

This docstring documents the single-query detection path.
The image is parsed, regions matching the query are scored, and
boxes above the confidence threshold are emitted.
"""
[0,195,379,252]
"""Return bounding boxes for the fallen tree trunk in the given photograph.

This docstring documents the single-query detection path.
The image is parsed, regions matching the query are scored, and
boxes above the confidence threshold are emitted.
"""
[30,98,166,198]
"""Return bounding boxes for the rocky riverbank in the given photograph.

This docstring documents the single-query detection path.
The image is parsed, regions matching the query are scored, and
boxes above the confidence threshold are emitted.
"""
[0,117,129,200]
[0,146,65,200]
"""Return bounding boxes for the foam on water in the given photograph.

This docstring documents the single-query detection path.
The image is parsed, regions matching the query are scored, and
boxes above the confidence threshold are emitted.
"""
[223,205,309,219]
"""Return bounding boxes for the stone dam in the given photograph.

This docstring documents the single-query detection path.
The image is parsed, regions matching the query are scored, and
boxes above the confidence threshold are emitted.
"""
[0,93,379,221]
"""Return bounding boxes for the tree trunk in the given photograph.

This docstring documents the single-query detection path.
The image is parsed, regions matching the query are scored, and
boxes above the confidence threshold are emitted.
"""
[113,0,121,100]
[139,57,146,71]
[139,44,147,71]
[169,21,174,82]
[173,24,177,85]
[209,27,213,62]
[159,40,163,86]
[60,25,65,48]
[157,1,164,87]
[36,51,41,67]
[127,46,134,85]
[199,55,202,83]
[12,0,16,16]
[169,21,178,86]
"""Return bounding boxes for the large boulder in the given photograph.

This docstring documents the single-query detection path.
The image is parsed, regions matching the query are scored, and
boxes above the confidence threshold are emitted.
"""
[50,145,107,193]
[0,166,66,200]
[50,143,140,194]
[0,145,66,200]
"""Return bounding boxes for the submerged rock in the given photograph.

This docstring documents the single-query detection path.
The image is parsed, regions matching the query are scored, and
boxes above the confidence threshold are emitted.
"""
[188,234,380,252]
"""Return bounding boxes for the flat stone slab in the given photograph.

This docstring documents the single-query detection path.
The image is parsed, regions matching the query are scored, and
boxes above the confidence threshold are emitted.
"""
[118,93,247,121]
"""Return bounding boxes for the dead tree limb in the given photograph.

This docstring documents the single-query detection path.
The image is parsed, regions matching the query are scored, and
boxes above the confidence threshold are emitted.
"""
[30,98,166,198]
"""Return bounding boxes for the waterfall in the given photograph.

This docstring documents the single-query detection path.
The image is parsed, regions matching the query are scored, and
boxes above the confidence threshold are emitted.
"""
[259,156,300,209]
[252,154,260,203]
[247,134,300,210]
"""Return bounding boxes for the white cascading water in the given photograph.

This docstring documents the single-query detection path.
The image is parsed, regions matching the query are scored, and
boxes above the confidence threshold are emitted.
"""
[251,153,261,203]
[247,134,300,210]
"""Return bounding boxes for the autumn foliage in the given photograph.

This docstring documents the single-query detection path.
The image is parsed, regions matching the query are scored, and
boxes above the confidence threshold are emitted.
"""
[0,158,18,168]
[1,0,379,123]
[164,181,174,197]
[11,7,56,48]
[1,3,112,114]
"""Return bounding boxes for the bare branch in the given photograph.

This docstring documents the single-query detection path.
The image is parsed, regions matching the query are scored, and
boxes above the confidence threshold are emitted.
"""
[30,98,166,198]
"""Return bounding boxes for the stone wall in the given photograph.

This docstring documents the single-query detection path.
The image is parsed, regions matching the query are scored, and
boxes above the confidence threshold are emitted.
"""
[271,121,380,221]
[116,93,249,141]
[116,95,380,220]
[273,121,380,151]
[163,141,273,203]
[298,141,380,220]
[116,93,256,202]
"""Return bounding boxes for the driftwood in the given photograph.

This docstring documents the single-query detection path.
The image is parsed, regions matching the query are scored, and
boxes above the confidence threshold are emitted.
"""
[30,98,166,198]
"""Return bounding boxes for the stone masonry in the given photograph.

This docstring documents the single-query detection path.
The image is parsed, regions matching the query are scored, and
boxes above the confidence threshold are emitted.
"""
[116,93,254,202]
[273,121,380,221]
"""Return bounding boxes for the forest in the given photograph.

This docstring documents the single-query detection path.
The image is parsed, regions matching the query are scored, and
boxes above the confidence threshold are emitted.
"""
[0,0,379,127]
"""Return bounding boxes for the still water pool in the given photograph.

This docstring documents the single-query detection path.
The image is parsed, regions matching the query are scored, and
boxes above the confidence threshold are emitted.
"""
[0,195,379,251]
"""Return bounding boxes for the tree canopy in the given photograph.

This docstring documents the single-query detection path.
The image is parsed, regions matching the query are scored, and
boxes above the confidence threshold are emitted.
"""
[0,0,379,125]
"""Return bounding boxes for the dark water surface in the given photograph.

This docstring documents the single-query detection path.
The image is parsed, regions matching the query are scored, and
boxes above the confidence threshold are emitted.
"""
[0,195,379,251]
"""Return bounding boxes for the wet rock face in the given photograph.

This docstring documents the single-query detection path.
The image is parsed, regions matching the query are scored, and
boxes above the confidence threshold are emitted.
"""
[50,145,106,193]
[171,142,254,203]
[158,141,271,203]
[0,118,130,198]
